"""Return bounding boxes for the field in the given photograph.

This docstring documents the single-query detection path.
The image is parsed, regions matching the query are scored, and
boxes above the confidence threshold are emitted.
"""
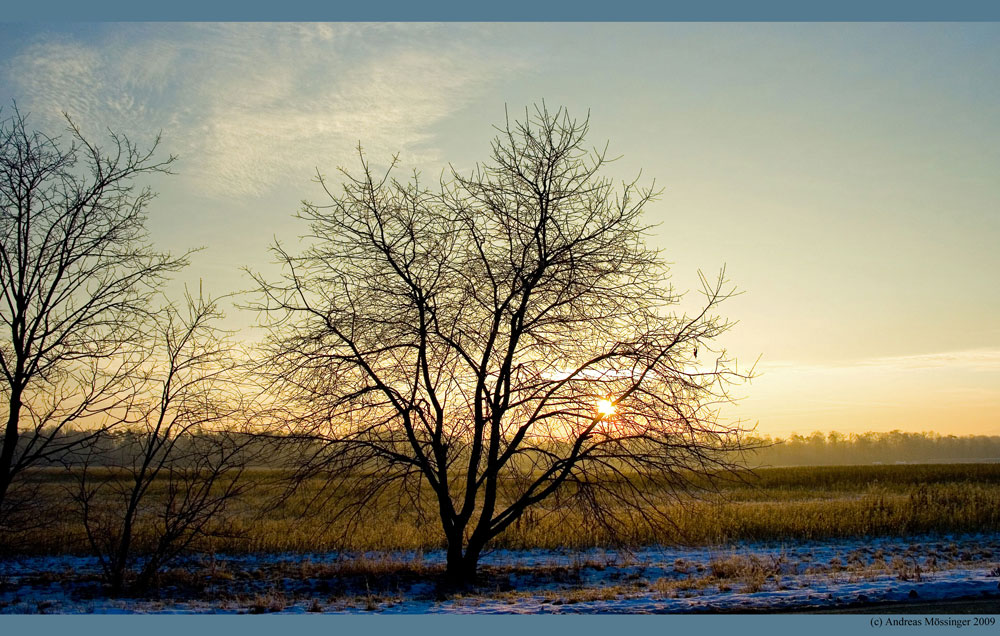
[8,463,1000,554]
[2,463,999,613]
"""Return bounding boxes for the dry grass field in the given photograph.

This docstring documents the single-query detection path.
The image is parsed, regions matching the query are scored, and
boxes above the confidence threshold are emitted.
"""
[5,463,999,556]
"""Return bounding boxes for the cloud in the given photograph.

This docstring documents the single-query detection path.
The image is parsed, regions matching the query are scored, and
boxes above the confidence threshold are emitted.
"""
[759,347,1000,376]
[742,347,1000,415]
[2,23,520,198]
[858,348,1000,371]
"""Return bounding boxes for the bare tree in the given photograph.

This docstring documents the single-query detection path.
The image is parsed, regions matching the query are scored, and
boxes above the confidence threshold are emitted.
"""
[0,104,186,523]
[254,105,752,584]
[73,290,254,594]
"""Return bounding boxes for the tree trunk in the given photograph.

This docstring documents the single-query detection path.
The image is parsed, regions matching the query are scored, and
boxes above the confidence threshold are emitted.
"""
[0,388,23,511]
[462,541,484,582]
[444,533,467,585]
[109,565,126,596]
[109,520,134,595]
[444,534,481,587]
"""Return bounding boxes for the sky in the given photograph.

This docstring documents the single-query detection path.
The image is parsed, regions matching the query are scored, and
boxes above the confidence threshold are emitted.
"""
[1,22,997,437]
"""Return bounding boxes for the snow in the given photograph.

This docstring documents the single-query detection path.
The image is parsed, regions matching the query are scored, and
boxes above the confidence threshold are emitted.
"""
[2,534,998,614]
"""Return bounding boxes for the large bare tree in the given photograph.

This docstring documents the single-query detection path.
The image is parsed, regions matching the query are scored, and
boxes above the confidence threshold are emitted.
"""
[255,105,751,584]
[0,104,186,522]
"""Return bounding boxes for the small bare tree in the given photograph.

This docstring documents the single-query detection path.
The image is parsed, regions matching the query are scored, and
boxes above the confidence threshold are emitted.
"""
[74,291,253,594]
[255,105,752,584]
[0,104,186,524]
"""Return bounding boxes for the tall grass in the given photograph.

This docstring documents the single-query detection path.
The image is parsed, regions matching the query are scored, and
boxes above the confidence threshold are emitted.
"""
[5,464,999,556]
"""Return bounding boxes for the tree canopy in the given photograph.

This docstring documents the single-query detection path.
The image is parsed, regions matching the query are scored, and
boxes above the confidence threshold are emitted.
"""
[255,105,752,583]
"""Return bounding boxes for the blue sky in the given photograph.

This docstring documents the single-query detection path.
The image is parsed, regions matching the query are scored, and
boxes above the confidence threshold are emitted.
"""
[2,22,998,435]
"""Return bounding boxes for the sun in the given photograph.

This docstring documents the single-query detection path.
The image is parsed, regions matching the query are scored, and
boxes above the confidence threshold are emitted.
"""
[596,399,616,417]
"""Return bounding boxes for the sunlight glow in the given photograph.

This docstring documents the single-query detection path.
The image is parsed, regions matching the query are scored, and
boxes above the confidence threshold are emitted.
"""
[596,399,616,417]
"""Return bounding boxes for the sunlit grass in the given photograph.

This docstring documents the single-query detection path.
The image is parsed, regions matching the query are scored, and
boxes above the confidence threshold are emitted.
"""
[6,463,1000,556]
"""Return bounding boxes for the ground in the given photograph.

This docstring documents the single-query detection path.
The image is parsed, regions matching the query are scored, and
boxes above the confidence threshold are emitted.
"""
[1,533,998,614]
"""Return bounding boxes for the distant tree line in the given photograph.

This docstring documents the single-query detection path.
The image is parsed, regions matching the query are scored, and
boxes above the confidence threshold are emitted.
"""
[745,431,1000,467]
[22,428,1000,470]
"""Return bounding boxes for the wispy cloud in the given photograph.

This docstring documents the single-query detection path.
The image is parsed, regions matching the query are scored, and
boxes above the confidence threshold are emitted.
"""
[3,23,521,198]
[858,348,1000,371]
[760,347,1000,375]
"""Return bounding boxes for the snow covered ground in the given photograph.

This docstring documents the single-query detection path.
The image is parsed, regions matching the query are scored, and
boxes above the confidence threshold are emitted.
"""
[2,534,998,613]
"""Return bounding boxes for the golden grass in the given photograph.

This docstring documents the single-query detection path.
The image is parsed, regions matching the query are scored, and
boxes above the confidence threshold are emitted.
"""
[6,463,1000,555]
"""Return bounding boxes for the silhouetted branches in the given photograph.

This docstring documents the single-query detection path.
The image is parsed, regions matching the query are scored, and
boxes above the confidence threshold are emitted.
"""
[72,290,257,593]
[253,105,754,584]
[0,103,187,527]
